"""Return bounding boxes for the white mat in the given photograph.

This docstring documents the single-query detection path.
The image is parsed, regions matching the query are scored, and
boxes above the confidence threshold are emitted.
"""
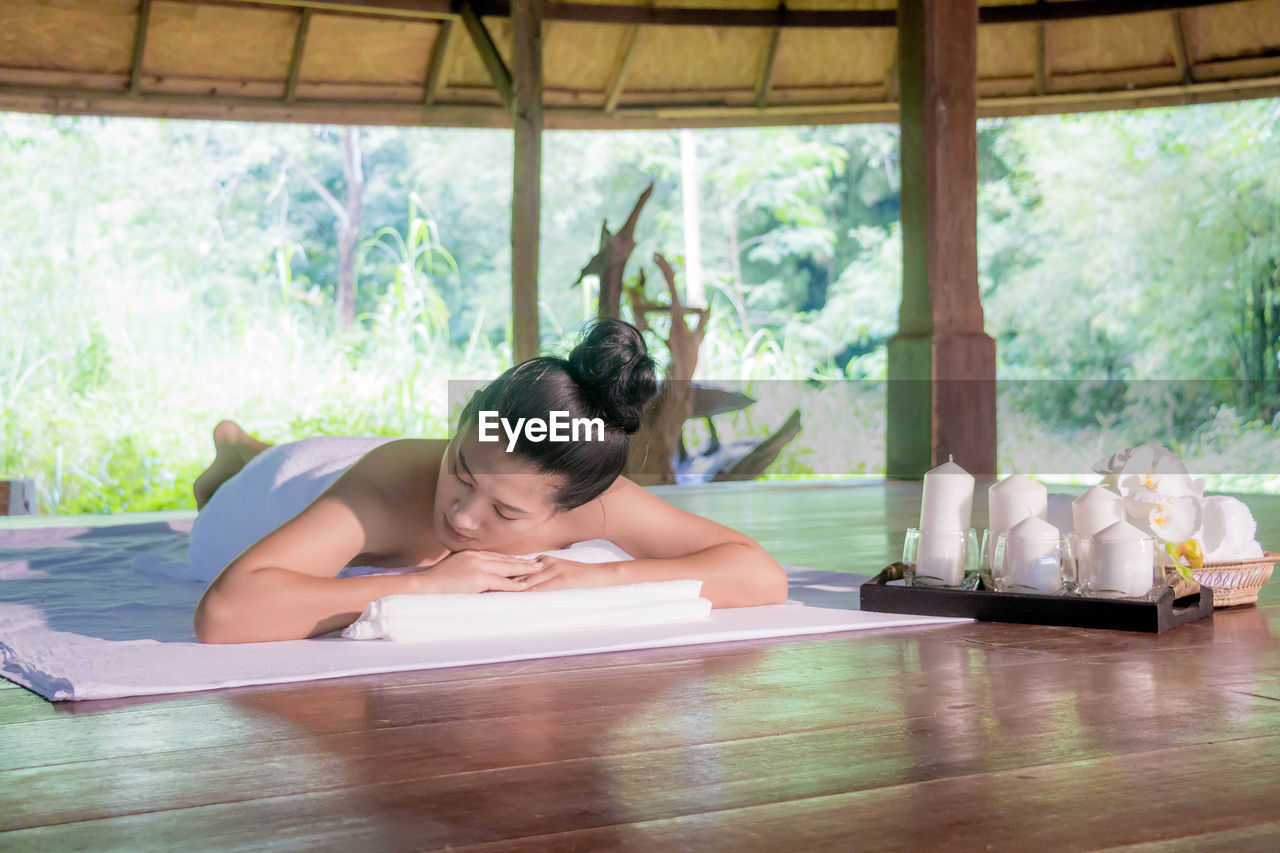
[0,520,969,702]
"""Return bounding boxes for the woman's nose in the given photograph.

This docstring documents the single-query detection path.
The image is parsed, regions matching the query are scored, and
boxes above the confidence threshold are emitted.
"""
[451,496,481,531]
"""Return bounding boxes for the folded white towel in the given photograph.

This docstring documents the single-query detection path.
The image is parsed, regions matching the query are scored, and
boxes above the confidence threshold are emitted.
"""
[342,579,711,643]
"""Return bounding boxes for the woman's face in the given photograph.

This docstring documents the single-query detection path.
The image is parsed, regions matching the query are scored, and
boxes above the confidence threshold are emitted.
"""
[433,427,562,552]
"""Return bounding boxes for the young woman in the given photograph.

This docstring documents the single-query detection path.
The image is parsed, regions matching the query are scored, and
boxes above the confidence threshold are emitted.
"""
[192,320,788,643]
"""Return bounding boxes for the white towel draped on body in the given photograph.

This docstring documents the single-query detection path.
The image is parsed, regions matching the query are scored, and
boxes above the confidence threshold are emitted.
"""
[343,580,712,642]
[185,436,395,584]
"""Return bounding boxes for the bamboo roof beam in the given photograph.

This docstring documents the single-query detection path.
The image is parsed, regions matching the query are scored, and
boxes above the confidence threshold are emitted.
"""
[284,8,313,103]
[603,25,640,113]
[3,74,1279,131]
[422,17,454,108]
[223,0,456,20]
[885,50,900,104]
[128,0,152,97]
[213,0,1250,27]
[458,0,514,111]
[1171,11,1196,86]
[1034,22,1047,96]
[756,23,782,109]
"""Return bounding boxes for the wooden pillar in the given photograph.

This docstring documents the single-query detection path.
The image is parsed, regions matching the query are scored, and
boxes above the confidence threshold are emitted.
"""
[887,0,996,479]
[511,0,543,363]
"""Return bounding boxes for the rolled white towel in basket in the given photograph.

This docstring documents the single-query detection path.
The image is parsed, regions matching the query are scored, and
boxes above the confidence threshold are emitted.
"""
[342,579,712,643]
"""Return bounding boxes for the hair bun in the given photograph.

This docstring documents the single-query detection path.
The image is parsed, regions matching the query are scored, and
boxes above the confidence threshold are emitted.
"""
[567,319,658,434]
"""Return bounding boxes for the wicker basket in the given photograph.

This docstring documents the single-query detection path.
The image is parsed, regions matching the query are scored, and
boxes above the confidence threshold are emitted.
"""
[1190,552,1279,607]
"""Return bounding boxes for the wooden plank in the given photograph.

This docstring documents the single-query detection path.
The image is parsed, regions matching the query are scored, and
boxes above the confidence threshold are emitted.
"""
[465,738,1280,850]
[510,0,542,363]
[603,25,640,113]
[284,8,313,103]
[422,17,454,107]
[0,639,1102,770]
[128,0,153,96]
[4,699,1279,843]
[457,0,513,111]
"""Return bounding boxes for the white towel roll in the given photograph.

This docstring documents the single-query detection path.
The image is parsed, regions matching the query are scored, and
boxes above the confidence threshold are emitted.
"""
[343,579,710,643]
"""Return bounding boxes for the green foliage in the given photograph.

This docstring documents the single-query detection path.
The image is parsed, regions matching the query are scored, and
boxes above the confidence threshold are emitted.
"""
[3,100,1279,512]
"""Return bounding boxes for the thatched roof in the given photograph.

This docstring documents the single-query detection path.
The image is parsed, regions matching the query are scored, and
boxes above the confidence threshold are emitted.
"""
[0,0,1277,128]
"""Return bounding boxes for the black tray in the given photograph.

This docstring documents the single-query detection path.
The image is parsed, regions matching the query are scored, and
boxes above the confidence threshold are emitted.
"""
[859,563,1214,633]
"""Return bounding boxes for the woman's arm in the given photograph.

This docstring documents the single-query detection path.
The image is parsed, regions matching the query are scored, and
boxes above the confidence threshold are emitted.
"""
[194,446,532,643]
[195,493,404,643]
[523,478,789,607]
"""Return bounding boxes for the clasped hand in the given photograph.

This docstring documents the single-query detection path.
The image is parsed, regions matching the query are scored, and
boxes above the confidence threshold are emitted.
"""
[411,550,619,594]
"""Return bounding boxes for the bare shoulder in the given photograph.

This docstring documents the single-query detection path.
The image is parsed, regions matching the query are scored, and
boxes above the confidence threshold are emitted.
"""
[338,438,447,494]
[590,477,757,559]
[327,438,448,548]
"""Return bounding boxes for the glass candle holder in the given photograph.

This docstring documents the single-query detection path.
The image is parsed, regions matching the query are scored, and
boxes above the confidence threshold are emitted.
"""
[992,533,1074,595]
[903,528,980,589]
[1077,532,1162,600]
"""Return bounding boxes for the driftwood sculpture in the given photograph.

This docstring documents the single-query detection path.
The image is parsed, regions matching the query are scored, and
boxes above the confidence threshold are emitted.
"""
[578,186,801,485]
[575,183,653,320]
[624,254,710,484]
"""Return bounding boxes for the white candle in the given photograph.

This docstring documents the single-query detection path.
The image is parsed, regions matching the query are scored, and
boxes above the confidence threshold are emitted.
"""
[915,530,968,587]
[919,457,974,532]
[1089,520,1157,598]
[916,458,975,587]
[1003,516,1063,594]
[1072,486,1125,538]
[987,474,1048,539]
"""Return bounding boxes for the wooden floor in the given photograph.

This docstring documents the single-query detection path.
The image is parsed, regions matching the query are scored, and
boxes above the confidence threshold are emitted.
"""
[2,481,1279,851]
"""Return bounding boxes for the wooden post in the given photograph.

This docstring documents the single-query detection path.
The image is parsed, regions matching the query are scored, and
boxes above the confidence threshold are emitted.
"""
[887,0,996,479]
[511,0,543,363]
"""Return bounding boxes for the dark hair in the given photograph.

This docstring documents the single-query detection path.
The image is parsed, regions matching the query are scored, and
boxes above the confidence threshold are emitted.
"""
[456,319,659,510]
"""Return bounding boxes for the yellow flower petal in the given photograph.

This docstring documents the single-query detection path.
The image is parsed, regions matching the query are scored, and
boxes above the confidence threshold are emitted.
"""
[1177,539,1204,570]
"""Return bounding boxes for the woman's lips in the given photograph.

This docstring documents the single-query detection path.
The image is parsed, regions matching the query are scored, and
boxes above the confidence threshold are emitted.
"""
[442,515,476,544]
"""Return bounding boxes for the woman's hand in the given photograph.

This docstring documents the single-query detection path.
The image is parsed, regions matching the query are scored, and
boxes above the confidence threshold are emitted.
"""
[412,550,537,594]
[519,555,623,592]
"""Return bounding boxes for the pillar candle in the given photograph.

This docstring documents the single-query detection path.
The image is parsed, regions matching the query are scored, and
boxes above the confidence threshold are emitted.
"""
[919,457,975,532]
[1090,520,1157,598]
[1072,486,1125,538]
[987,473,1048,539]
[1003,516,1063,594]
[915,530,969,587]
[915,458,975,588]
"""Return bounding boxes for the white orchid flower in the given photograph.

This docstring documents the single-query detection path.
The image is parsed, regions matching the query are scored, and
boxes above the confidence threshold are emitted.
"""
[1145,496,1202,544]
[1121,472,1199,501]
